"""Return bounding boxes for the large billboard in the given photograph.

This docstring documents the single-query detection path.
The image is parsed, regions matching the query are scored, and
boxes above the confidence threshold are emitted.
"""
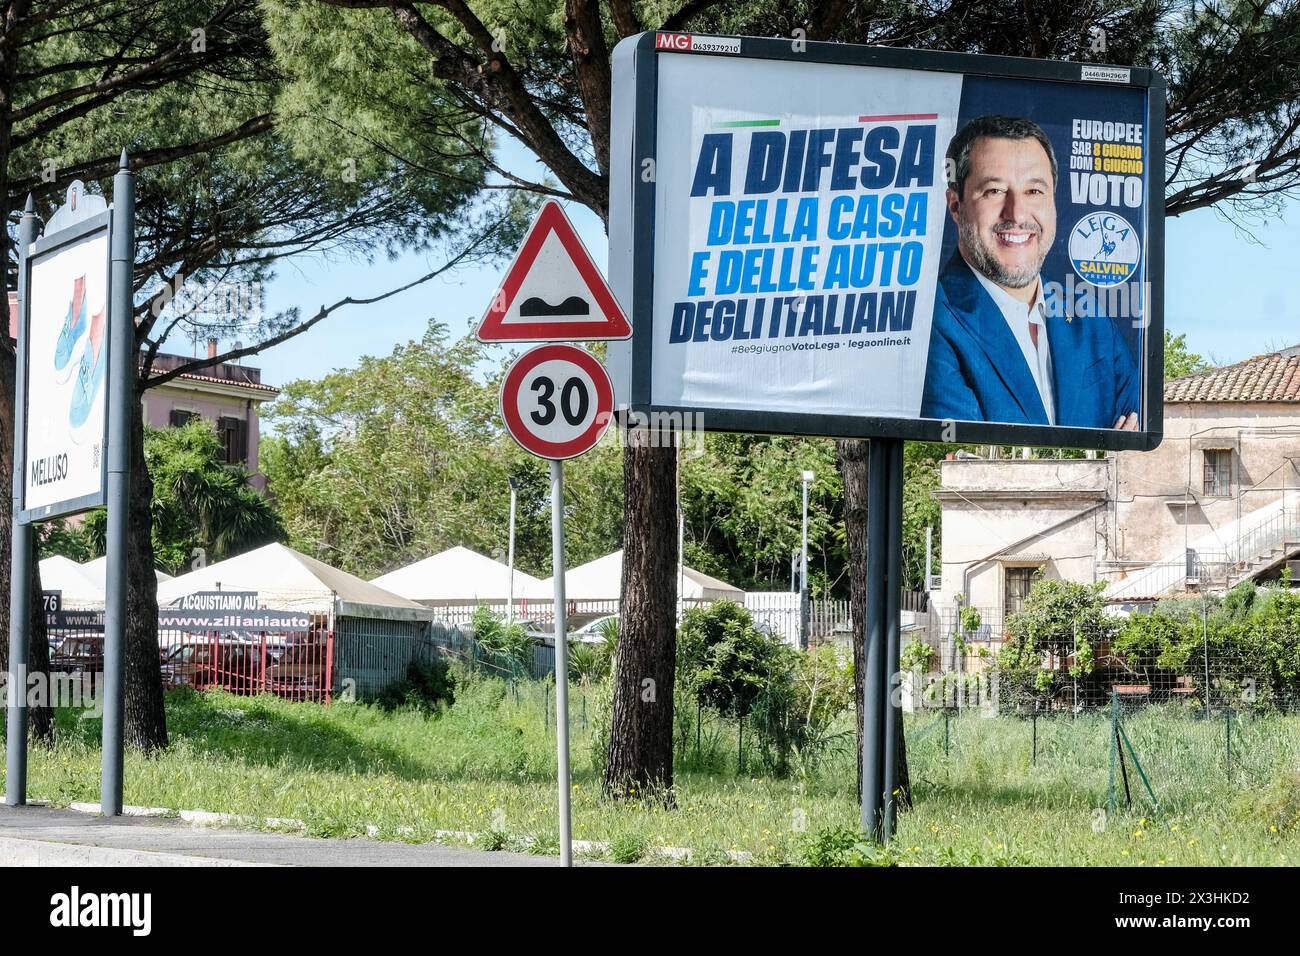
[608,34,1164,450]
[21,214,112,521]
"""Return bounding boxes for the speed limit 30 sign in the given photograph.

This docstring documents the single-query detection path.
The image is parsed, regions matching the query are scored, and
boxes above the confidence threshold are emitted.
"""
[500,344,615,460]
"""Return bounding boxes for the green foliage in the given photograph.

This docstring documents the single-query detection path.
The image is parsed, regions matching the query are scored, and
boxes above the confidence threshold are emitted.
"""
[1164,331,1212,381]
[606,833,649,865]
[801,826,899,867]
[901,638,935,672]
[677,601,786,720]
[43,419,283,573]
[377,657,457,713]
[1113,586,1300,708]
[469,606,534,678]
[749,645,855,777]
[998,578,1114,703]
[146,420,284,574]
[261,321,622,578]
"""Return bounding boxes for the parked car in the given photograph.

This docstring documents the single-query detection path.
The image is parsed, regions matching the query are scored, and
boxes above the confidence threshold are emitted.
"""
[571,615,619,644]
[161,641,263,692]
[264,641,329,691]
[50,636,104,674]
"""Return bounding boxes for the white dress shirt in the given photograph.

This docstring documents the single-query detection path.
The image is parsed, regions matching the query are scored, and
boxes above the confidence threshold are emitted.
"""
[970,270,1056,425]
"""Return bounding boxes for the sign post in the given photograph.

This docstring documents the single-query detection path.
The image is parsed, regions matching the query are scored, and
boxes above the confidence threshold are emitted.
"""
[6,196,38,807]
[480,199,627,866]
[6,162,131,811]
[101,151,135,816]
[608,32,1166,842]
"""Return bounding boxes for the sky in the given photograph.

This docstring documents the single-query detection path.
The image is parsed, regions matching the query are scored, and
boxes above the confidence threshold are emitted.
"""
[243,156,1300,399]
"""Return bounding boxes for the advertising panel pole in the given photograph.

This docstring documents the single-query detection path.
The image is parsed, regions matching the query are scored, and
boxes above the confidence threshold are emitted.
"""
[862,439,888,839]
[882,438,904,842]
[101,152,133,816]
[6,196,38,807]
[550,459,573,866]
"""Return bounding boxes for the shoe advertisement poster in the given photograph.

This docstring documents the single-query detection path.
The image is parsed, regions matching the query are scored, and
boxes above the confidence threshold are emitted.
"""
[23,227,111,517]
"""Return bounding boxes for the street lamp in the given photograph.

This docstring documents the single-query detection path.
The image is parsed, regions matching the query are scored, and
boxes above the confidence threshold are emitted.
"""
[800,469,814,650]
[507,476,520,624]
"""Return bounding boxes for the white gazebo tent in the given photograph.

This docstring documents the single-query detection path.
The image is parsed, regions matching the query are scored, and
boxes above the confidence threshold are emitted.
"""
[81,555,172,589]
[157,543,435,697]
[546,549,744,602]
[370,545,548,605]
[38,555,105,609]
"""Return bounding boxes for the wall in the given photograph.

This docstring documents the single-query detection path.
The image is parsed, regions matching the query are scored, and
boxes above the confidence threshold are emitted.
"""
[1112,402,1300,563]
[938,458,1108,616]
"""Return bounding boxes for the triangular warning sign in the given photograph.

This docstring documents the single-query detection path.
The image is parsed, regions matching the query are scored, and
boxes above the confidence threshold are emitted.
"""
[477,200,631,342]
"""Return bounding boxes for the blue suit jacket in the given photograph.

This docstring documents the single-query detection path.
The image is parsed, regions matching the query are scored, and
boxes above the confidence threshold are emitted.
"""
[920,254,1141,429]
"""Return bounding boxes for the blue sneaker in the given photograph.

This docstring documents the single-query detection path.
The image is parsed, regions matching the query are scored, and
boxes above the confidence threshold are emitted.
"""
[69,307,106,430]
[53,275,88,379]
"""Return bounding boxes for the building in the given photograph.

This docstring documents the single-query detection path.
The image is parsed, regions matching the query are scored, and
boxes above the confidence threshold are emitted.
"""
[142,342,279,488]
[936,345,1300,645]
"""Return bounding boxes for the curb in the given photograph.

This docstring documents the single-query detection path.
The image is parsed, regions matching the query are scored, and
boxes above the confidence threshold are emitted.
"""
[0,835,268,867]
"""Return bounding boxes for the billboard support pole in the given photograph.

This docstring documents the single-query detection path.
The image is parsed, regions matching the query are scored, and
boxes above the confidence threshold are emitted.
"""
[861,436,904,842]
[882,437,904,841]
[5,196,38,807]
[100,151,133,816]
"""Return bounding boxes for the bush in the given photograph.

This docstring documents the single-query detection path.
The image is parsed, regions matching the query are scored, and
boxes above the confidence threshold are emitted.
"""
[801,825,899,867]
[470,605,534,677]
[378,656,456,713]
[677,601,786,720]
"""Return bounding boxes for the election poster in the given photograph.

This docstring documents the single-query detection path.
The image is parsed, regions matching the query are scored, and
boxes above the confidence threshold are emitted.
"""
[608,35,1163,449]
[23,223,112,518]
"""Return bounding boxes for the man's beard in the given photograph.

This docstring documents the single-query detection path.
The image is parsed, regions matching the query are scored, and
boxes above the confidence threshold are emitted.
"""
[959,218,1048,289]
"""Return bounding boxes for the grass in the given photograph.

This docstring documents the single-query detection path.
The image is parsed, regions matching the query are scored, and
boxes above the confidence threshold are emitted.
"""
[2,671,1298,865]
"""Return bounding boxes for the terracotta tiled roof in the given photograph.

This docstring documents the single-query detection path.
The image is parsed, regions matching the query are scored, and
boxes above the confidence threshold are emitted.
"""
[1165,346,1300,403]
[163,370,279,394]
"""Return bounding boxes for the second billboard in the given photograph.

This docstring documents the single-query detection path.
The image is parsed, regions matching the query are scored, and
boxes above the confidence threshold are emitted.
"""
[608,34,1164,450]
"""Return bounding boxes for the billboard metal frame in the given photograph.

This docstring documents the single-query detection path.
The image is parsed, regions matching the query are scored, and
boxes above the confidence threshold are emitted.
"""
[621,32,1165,451]
[18,208,114,524]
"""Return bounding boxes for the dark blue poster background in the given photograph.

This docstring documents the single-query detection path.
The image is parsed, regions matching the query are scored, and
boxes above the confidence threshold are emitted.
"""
[937,75,1150,368]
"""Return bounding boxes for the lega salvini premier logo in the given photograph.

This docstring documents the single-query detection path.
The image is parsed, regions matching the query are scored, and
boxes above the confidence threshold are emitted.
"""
[1068,210,1141,287]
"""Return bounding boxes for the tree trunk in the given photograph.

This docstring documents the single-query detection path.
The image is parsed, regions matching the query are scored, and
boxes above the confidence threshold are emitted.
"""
[0,346,54,746]
[123,385,167,751]
[603,431,676,800]
[836,439,909,811]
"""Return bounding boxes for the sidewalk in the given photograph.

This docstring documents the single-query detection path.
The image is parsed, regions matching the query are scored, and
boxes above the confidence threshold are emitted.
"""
[0,804,566,867]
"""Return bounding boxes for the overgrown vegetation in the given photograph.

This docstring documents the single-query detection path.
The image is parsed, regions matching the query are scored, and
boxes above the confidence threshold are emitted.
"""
[6,677,1297,866]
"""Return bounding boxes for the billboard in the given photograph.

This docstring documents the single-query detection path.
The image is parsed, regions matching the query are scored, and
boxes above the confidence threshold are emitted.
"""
[21,214,112,520]
[608,34,1164,450]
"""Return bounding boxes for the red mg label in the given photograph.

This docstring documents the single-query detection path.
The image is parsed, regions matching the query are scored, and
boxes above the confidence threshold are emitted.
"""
[656,32,693,50]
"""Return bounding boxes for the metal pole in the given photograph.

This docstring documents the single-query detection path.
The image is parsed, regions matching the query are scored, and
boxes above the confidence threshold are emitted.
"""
[506,480,517,624]
[101,152,133,816]
[6,196,37,807]
[1202,597,1211,719]
[678,509,685,622]
[924,526,933,593]
[862,441,888,839]
[882,438,903,842]
[549,458,572,866]
[800,471,812,651]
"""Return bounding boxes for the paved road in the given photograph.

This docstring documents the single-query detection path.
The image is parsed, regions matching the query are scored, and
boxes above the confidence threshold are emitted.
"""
[0,804,566,867]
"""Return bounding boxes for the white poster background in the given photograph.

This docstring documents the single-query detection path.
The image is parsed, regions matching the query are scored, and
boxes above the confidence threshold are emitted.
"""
[24,230,110,513]
[651,55,962,419]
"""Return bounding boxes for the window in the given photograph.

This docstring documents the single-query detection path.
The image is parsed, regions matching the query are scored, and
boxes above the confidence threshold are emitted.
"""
[217,416,248,465]
[1203,449,1232,497]
[1004,566,1041,619]
[168,408,197,428]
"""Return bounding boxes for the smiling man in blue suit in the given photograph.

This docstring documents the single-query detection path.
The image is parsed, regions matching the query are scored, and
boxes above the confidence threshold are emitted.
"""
[920,115,1141,431]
